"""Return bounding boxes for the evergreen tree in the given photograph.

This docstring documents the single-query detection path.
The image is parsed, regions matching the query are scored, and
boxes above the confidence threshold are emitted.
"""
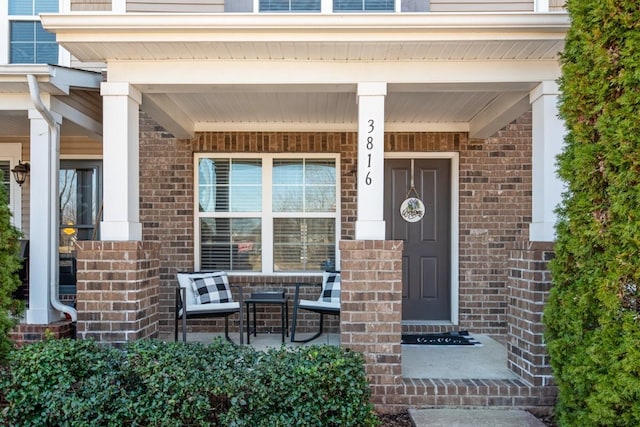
[544,1,640,425]
[0,169,24,362]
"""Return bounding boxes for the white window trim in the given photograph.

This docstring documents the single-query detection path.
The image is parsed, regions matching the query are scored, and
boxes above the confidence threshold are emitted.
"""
[1,143,24,230]
[194,152,341,275]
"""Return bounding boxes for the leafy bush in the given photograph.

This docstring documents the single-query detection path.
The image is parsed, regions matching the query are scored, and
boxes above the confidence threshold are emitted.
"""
[0,169,25,363]
[544,1,640,426]
[0,338,378,426]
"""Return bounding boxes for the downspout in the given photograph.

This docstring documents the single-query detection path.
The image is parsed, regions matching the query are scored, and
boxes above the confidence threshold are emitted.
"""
[27,74,78,322]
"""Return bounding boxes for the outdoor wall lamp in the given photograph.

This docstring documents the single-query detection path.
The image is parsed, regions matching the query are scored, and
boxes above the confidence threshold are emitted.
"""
[11,161,30,187]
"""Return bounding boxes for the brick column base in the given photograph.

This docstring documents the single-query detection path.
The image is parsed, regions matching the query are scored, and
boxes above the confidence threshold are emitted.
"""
[507,241,555,387]
[339,240,404,411]
[76,241,160,345]
[10,320,75,347]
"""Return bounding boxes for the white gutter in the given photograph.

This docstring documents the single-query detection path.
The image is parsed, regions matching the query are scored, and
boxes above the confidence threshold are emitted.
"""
[27,73,78,323]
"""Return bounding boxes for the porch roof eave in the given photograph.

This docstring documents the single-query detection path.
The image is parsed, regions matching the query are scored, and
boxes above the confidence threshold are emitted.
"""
[41,12,569,63]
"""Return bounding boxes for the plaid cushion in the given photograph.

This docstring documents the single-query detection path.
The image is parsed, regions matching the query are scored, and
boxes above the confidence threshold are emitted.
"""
[320,271,341,303]
[190,273,233,305]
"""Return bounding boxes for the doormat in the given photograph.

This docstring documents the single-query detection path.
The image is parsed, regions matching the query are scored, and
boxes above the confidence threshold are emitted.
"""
[401,331,481,346]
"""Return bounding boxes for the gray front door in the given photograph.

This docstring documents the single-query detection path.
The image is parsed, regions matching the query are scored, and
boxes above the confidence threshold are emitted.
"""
[384,159,451,321]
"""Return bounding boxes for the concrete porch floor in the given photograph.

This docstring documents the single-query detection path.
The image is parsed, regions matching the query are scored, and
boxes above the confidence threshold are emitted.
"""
[166,331,517,381]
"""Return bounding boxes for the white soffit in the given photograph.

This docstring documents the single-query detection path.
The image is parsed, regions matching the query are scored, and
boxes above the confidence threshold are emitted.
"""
[41,13,569,62]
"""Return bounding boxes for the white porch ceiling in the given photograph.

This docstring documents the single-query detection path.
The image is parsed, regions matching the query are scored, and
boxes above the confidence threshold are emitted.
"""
[39,12,569,139]
[0,66,102,138]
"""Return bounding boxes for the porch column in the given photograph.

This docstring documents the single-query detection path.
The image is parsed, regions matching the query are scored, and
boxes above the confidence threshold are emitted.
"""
[26,109,61,324]
[529,81,565,242]
[355,82,386,240]
[100,82,142,241]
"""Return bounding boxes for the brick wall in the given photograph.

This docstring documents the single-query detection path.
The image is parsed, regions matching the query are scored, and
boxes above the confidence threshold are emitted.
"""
[75,241,160,345]
[9,320,75,347]
[340,239,404,408]
[457,114,533,335]
[139,112,533,338]
[507,241,555,387]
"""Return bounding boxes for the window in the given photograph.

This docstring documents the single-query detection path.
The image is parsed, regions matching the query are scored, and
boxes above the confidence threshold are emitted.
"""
[58,160,102,295]
[334,0,394,11]
[260,0,321,12]
[9,0,58,15]
[8,0,59,64]
[196,155,340,273]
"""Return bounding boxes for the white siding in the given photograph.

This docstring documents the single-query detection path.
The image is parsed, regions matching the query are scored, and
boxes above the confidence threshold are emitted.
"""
[127,0,225,12]
[70,0,112,11]
[430,0,534,12]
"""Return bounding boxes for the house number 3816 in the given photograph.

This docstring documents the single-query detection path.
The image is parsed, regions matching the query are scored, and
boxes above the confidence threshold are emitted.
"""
[365,119,375,185]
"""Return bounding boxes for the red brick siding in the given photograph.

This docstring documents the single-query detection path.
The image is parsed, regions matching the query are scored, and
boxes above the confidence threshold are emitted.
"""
[9,321,75,347]
[139,112,532,338]
[75,241,160,345]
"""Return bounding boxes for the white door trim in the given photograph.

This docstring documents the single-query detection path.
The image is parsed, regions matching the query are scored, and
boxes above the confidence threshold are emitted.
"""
[385,151,459,326]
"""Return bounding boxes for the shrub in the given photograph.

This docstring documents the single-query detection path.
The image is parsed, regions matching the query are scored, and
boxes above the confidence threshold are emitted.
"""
[0,169,25,363]
[0,338,379,426]
[544,1,640,425]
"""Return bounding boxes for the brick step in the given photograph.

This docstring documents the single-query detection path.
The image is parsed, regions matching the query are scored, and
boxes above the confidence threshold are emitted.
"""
[397,378,556,408]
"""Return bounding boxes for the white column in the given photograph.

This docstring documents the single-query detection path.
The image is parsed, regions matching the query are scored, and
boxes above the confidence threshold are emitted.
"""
[26,110,61,324]
[100,82,142,241]
[530,81,565,242]
[355,82,386,240]
[534,0,550,12]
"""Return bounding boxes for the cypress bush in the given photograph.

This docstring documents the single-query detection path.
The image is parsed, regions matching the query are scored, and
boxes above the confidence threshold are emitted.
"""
[0,169,24,363]
[544,1,640,425]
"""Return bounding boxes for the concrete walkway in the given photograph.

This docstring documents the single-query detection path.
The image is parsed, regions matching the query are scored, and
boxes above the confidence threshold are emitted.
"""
[409,408,547,427]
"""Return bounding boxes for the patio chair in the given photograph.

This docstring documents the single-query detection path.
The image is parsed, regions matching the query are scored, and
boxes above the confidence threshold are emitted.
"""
[175,271,244,344]
[290,271,340,343]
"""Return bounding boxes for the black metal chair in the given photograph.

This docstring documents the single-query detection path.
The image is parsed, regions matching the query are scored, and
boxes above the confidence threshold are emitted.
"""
[175,271,244,344]
[290,271,340,343]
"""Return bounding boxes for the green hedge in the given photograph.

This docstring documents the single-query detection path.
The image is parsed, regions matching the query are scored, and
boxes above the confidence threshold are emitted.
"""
[0,169,25,363]
[544,0,640,426]
[0,339,379,427]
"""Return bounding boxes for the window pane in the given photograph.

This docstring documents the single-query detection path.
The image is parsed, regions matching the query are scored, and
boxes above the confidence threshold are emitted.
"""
[292,0,321,11]
[334,0,394,11]
[35,0,59,14]
[273,186,302,212]
[36,43,58,64]
[273,160,303,185]
[274,159,336,212]
[201,218,261,271]
[9,0,34,15]
[199,158,262,213]
[10,22,34,42]
[273,218,335,272]
[11,44,35,64]
[260,0,320,11]
[305,186,336,212]
[35,23,56,42]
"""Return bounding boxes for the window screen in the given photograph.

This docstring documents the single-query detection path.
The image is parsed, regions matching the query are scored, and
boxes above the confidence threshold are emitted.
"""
[334,0,394,11]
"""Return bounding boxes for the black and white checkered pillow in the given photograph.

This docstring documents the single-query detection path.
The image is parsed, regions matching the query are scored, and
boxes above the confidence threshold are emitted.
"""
[190,273,233,305]
[320,271,341,303]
